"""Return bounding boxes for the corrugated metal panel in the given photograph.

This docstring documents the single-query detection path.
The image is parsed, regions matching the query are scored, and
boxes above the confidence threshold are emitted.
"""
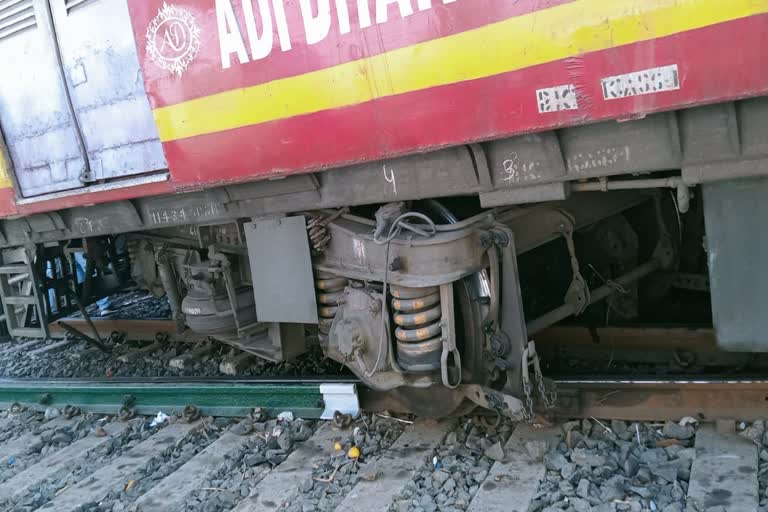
[64,0,96,14]
[0,132,12,189]
[0,0,86,197]
[51,0,166,182]
[0,0,35,41]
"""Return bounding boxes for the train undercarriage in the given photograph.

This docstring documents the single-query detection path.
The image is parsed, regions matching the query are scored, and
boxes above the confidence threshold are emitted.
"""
[1,103,766,418]
[0,188,691,418]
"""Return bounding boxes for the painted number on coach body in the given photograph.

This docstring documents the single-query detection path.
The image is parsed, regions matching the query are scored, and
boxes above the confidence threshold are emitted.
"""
[536,84,578,113]
[74,217,107,234]
[502,153,540,184]
[148,203,223,225]
[566,146,631,173]
[383,165,397,195]
[601,64,680,100]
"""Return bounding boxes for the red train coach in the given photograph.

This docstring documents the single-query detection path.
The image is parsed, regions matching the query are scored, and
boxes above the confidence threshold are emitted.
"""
[0,0,767,415]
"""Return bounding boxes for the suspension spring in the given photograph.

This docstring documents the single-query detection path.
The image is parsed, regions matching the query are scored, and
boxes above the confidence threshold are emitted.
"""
[315,271,347,340]
[391,285,443,371]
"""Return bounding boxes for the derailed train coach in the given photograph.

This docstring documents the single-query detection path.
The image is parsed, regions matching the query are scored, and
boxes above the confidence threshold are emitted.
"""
[0,0,768,416]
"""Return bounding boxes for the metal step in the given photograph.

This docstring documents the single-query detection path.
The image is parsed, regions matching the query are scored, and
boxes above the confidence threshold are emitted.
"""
[9,327,47,338]
[0,265,29,275]
[3,296,37,305]
[0,256,49,339]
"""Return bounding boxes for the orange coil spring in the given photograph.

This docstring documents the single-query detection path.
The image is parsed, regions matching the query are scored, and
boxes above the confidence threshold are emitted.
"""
[391,285,443,370]
[315,271,347,336]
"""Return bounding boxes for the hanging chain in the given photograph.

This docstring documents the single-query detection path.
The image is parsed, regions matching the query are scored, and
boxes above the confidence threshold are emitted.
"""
[521,348,534,421]
[521,340,557,422]
[531,341,557,409]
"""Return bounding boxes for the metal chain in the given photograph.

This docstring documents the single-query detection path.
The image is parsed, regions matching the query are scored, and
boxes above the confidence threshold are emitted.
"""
[521,346,533,422]
[533,353,558,409]
[522,369,534,422]
[521,343,534,421]
[521,341,557,422]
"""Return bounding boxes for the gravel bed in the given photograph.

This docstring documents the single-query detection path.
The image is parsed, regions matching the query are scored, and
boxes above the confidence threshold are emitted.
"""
[1,408,101,483]
[80,418,232,512]
[280,413,409,512]
[389,417,515,512]
[0,287,344,380]
[532,419,696,512]
[0,408,47,445]
[185,414,318,512]
[6,416,171,512]
[0,339,342,379]
[72,290,171,321]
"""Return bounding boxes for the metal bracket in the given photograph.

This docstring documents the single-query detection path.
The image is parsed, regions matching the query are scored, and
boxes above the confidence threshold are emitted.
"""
[461,384,525,420]
[489,226,529,397]
[439,282,462,388]
[558,210,590,315]
[319,383,360,420]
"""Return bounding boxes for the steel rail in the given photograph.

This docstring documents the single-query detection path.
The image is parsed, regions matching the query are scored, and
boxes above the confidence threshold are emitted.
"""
[552,376,768,422]
[4,372,768,422]
[0,376,358,418]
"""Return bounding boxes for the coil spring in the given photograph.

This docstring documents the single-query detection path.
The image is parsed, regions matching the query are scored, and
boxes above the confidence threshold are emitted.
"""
[315,271,347,338]
[391,285,443,371]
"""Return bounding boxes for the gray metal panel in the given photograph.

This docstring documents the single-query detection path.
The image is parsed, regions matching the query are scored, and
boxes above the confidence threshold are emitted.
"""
[245,216,318,324]
[50,0,166,181]
[479,182,569,207]
[560,112,681,178]
[703,177,768,351]
[738,97,768,157]
[679,103,739,163]
[0,0,85,196]
[684,157,768,185]
[483,132,566,188]
[320,146,484,204]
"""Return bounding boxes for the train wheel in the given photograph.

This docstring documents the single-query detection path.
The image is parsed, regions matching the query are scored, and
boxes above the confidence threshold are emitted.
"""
[379,200,491,417]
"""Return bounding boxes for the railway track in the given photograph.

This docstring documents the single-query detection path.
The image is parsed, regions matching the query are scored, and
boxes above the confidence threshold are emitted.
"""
[0,394,764,511]
[2,330,768,510]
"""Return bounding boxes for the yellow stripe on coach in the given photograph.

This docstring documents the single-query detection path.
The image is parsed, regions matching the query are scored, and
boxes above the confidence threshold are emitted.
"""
[153,0,768,143]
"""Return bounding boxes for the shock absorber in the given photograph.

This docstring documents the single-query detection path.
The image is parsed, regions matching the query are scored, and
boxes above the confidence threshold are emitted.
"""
[315,271,347,339]
[391,285,443,371]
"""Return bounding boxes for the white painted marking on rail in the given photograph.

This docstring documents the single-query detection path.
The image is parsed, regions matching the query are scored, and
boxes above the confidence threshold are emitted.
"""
[320,383,359,419]
[536,84,578,113]
[335,419,455,512]
[467,424,558,512]
[601,64,680,100]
